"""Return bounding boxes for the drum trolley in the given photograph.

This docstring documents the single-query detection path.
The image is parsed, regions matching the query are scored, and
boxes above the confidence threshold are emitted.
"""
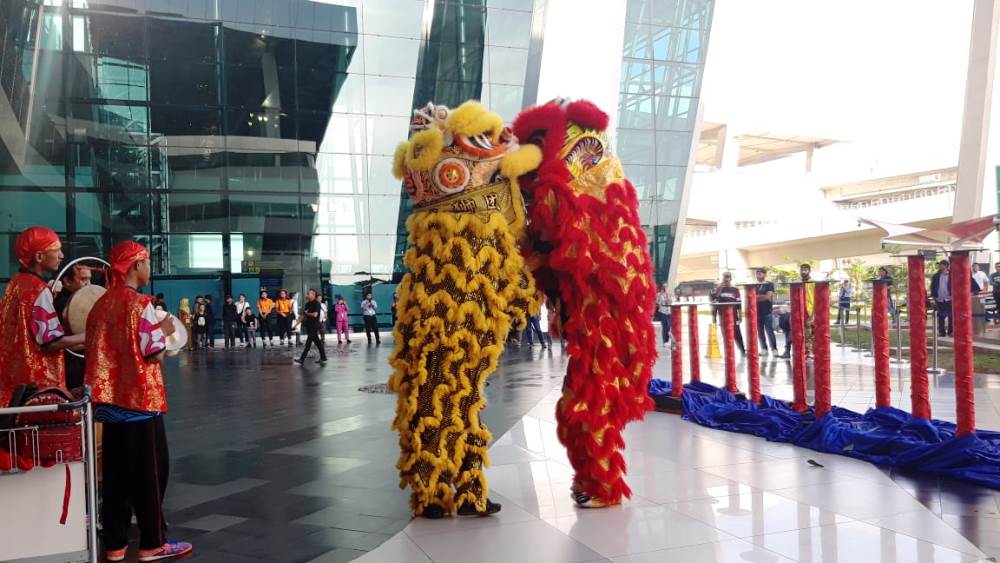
[0,387,99,563]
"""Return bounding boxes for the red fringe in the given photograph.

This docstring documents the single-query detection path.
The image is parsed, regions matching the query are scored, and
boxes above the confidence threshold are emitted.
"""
[516,101,657,505]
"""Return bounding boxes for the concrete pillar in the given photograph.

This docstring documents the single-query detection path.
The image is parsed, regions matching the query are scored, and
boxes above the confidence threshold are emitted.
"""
[954,0,1000,222]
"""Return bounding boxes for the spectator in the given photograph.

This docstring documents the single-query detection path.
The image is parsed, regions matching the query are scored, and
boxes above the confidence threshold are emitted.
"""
[754,269,778,353]
[777,304,792,358]
[800,264,815,356]
[235,294,251,345]
[243,307,258,348]
[276,289,292,346]
[878,267,897,322]
[193,303,209,349]
[258,290,275,346]
[523,295,548,349]
[222,295,239,348]
[930,260,953,337]
[178,298,193,351]
[711,271,745,355]
[318,294,328,341]
[991,262,1000,325]
[361,292,380,344]
[154,293,166,311]
[335,295,351,343]
[654,282,672,347]
[391,293,399,327]
[973,263,991,294]
[53,264,93,388]
[294,289,327,365]
[836,280,852,325]
[204,295,216,348]
[290,291,302,346]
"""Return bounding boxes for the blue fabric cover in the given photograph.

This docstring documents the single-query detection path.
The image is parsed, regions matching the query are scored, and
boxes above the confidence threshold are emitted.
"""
[648,379,1000,489]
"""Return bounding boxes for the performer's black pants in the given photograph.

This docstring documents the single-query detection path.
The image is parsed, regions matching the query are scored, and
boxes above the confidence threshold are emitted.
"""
[299,328,327,361]
[102,416,169,551]
[363,315,380,343]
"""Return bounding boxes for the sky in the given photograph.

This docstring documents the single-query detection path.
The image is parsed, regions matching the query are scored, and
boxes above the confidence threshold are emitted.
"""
[690,0,977,220]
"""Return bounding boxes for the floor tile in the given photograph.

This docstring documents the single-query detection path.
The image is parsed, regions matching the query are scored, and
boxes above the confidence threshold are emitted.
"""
[669,491,851,539]
[865,510,987,558]
[353,534,433,563]
[177,513,248,532]
[611,538,795,563]
[408,520,603,563]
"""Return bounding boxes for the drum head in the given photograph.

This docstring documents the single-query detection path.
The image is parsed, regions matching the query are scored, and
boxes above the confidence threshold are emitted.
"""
[155,310,188,352]
[65,285,107,335]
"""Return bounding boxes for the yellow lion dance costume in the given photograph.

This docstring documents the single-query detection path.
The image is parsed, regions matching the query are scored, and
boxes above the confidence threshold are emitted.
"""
[388,101,540,518]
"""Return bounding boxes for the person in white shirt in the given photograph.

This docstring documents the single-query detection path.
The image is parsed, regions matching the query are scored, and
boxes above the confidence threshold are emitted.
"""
[290,291,302,346]
[235,294,251,345]
[318,294,328,341]
[972,263,990,294]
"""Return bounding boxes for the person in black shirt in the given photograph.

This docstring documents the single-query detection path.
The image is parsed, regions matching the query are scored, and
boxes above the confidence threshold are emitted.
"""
[711,272,745,354]
[204,295,216,348]
[222,295,239,348]
[53,264,92,388]
[754,268,777,353]
[294,289,327,365]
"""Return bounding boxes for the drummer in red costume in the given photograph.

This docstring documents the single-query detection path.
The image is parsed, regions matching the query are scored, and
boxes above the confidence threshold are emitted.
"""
[84,241,192,562]
[0,226,85,406]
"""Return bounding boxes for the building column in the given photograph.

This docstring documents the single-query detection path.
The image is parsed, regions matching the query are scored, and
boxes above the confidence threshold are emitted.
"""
[954,0,1000,222]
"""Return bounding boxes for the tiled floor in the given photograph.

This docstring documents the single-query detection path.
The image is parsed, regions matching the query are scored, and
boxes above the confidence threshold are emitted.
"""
[102,325,1000,562]
[353,330,1000,563]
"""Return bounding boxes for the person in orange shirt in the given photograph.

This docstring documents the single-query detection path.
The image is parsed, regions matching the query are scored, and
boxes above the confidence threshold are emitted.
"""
[275,289,293,346]
[0,226,85,407]
[257,290,275,346]
[85,241,192,562]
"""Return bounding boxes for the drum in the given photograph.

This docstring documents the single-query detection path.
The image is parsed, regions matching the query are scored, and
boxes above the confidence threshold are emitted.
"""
[64,285,107,336]
[156,310,187,356]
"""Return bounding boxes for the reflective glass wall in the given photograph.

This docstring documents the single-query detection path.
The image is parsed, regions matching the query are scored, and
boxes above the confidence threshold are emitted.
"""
[616,0,714,283]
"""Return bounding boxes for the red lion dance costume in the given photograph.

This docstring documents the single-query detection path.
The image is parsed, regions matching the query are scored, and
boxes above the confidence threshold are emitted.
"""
[512,99,657,507]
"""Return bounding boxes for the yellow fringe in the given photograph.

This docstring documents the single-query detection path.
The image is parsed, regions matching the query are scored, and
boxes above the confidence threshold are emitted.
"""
[389,211,538,514]
[447,101,505,143]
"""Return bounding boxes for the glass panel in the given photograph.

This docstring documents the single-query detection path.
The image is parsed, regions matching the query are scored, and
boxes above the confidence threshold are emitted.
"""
[67,103,149,146]
[161,192,227,232]
[71,137,150,191]
[330,73,365,114]
[225,63,296,110]
[230,193,301,233]
[488,84,523,122]
[163,234,225,275]
[626,0,654,24]
[616,129,655,165]
[75,12,145,59]
[148,18,220,63]
[637,199,656,227]
[618,93,655,129]
[364,36,420,78]
[315,153,366,194]
[361,0,424,39]
[368,116,410,156]
[0,191,66,232]
[150,106,223,146]
[655,130,692,166]
[226,150,302,192]
[231,233,304,279]
[620,61,653,94]
[656,165,687,200]
[654,95,697,131]
[66,54,149,102]
[623,164,656,199]
[223,27,296,66]
[310,234,371,279]
[364,76,416,117]
[485,8,531,48]
[654,62,701,97]
[367,195,402,235]
[369,234,398,274]
[225,108,296,144]
[622,23,652,59]
[149,61,220,105]
[297,112,334,151]
[0,235,17,279]
[157,147,226,191]
[75,191,151,232]
[366,155,402,196]
[319,113,368,154]
[0,104,67,188]
[486,46,528,85]
[312,194,367,234]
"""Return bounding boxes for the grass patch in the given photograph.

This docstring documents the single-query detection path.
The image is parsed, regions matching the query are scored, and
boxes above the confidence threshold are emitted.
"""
[830,325,1000,374]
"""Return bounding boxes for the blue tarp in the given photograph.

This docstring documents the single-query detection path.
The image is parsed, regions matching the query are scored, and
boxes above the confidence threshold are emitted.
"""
[648,379,1000,489]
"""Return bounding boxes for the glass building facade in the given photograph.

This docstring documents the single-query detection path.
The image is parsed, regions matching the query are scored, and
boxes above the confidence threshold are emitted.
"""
[0,0,712,326]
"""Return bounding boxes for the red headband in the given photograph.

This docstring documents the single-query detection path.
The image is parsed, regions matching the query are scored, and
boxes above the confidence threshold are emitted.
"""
[15,226,60,268]
[107,241,150,288]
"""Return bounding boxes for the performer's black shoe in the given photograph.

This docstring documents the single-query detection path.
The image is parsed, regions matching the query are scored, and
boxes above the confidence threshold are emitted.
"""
[421,504,446,519]
[316,358,327,365]
[457,498,502,516]
[293,358,303,365]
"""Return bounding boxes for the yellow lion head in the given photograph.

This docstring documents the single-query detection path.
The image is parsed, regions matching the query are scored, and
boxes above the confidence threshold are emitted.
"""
[392,101,540,235]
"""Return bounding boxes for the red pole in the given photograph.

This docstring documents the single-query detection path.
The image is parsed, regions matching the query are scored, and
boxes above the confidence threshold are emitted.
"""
[687,305,701,382]
[745,286,761,403]
[671,305,683,397]
[722,305,739,393]
[790,284,808,412]
[813,282,831,417]
[871,280,892,408]
[907,255,930,419]
[950,252,976,436]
